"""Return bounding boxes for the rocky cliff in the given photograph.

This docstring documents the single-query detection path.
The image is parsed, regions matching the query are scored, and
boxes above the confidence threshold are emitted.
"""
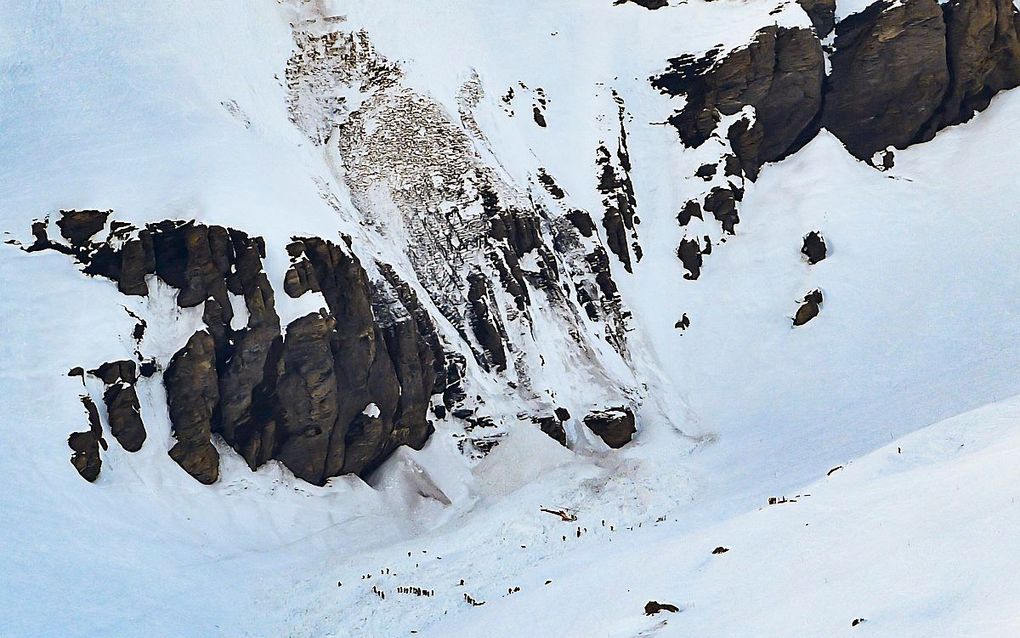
[16,0,1020,488]
[28,212,447,485]
[654,0,1020,285]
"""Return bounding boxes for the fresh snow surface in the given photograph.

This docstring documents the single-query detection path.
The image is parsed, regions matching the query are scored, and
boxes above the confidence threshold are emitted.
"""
[2,1,1020,636]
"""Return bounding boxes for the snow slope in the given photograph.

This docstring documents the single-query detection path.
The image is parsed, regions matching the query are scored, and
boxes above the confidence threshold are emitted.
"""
[411,394,1020,638]
[2,0,1020,636]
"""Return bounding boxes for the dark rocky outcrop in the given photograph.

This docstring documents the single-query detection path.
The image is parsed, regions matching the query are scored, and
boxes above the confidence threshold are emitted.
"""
[277,237,443,482]
[597,96,641,272]
[797,0,837,37]
[677,200,703,227]
[164,331,221,484]
[644,601,680,615]
[793,289,824,327]
[650,0,1020,289]
[68,396,106,482]
[615,0,668,9]
[822,0,1020,158]
[695,163,717,180]
[92,360,146,453]
[56,210,109,246]
[31,212,447,486]
[274,313,342,482]
[466,272,508,373]
[653,26,824,179]
[566,209,596,237]
[823,0,950,159]
[802,231,827,265]
[533,416,567,447]
[919,0,1020,138]
[703,187,740,235]
[656,0,1020,166]
[583,406,636,448]
[677,238,703,280]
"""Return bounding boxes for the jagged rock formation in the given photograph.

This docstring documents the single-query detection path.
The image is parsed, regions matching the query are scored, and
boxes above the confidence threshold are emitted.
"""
[657,0,1020,166]
[597,93,642,272]
[31,0,1020,491]
[92,360,146,453]
[165,331,221,485]
[919,0,1020,137]
[28,212,446,485]
[652,26,824,180]
[652,0,1020,292]
[797,0,837,37]
[823,0,950,159]
[584,407,636,448]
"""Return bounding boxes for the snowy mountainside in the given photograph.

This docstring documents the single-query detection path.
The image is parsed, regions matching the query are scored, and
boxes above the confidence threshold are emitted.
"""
[2,0,1020,635]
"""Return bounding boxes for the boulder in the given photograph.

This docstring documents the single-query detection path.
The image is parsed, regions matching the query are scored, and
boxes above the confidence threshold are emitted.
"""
[802,231,827,265]
[644,601,680,615]
[583,406,636,448]
[793,289,824,327]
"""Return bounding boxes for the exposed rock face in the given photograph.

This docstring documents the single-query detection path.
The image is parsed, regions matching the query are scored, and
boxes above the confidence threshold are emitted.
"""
[597,95,641,272]
[275,313,342,482]
[164,331,221,484]
[584,407,636,448]
[919,0,1020,137]
[93,360,146,453]
[657,0,1020,168]
[533,416,567,446]
[30,211,446,486]
[823,0,950,160]
[278,238,441,481]
[56,210,109,246]
[467,272,509,372]
[797,0,837,37]
[650,0,1020,289]
[653,26,824,179]
[68,396,106,482]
